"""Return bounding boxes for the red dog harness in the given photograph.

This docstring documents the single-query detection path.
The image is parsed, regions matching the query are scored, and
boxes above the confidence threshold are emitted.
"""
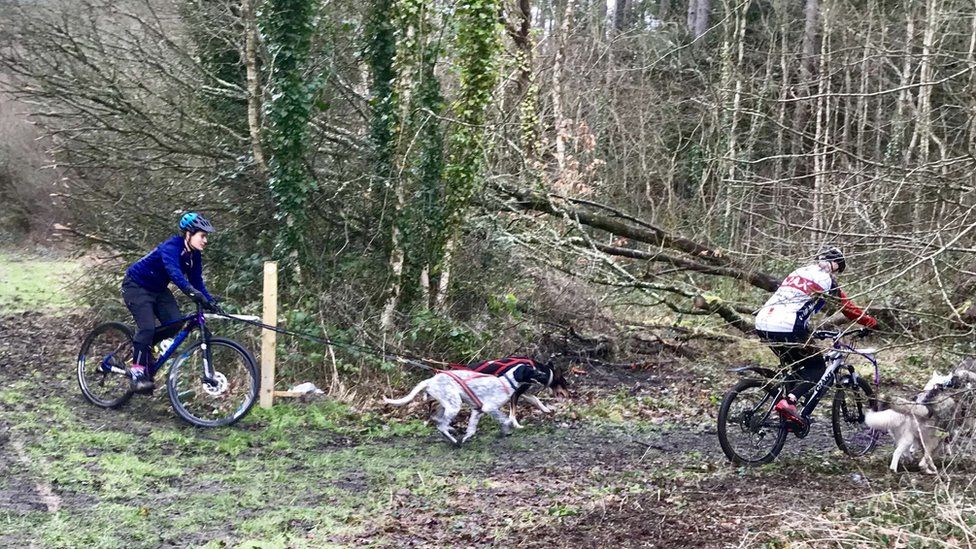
[452,356,538,376]
[439,369,512,411]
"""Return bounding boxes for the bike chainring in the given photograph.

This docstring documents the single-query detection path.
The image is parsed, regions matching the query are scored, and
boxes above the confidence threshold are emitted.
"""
[790,417,811,439]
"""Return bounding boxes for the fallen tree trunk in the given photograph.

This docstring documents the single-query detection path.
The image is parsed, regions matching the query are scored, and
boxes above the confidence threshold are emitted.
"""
[497,186,907,335]
[502,186,780,292]
[588,242,777,293]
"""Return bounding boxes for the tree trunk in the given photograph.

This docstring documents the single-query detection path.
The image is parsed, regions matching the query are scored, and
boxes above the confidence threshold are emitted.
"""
[509,0,539,163]
[811,0,830,243]
[433,236,454,310]
[911,0,938,231]
[693,0,709,39]
[791,0,819,163]
[552,0,575,175]
[241,0,267,176]
[613,0,628,31]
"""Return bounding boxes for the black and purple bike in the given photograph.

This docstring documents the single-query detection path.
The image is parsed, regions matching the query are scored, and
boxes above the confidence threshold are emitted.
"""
[76,302,259,427]
[716,329,881,465]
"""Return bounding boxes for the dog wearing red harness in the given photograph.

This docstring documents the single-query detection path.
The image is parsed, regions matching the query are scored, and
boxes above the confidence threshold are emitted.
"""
[383,361,563,445]
[453,356,570,429]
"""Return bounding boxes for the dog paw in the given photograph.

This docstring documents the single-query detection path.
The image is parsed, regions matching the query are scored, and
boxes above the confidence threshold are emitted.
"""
[438,430,458,445]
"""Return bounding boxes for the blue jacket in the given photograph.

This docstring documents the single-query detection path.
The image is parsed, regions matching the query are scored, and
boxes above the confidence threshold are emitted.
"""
[126,236,213,300]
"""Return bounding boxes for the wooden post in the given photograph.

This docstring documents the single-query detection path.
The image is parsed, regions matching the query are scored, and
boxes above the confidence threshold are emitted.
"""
[259,261,278,409]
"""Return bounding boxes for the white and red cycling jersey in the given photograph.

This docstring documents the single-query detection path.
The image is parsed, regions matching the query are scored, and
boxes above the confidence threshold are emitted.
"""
[755,263,877,333]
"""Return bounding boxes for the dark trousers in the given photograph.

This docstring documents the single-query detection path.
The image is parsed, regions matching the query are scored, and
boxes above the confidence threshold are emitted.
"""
[756,329,826,402]
[121,276,183,367]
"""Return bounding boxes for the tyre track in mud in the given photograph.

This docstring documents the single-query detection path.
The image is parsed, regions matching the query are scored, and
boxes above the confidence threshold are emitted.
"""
[0,422,62,513]
[0,312,77,520]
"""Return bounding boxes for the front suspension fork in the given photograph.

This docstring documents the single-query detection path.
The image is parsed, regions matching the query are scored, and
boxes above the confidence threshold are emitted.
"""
[200,325,217,386]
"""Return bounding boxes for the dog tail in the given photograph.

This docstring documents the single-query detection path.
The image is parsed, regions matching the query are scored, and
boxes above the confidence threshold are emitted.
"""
[383,379,431,406]
[865,409,905,431]
[889,396,933,418]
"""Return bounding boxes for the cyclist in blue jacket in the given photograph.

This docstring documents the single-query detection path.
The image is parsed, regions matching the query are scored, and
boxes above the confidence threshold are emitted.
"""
[122,212,216,393]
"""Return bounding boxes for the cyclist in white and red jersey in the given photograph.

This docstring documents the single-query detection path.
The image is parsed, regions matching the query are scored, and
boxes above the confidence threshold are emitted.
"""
[755,247,877,424]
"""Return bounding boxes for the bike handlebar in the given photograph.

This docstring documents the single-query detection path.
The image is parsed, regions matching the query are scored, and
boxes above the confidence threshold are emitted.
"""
[194,301,225,316]
[811,328,872,341]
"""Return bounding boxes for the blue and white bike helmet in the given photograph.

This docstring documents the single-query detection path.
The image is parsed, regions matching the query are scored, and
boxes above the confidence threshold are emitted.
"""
[178,212,215,234]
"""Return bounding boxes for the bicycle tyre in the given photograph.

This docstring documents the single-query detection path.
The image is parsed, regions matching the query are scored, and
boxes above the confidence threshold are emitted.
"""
[832,375,880,457]
[717,378,788,466]
[166,337,259,427]
[77,322,135,409]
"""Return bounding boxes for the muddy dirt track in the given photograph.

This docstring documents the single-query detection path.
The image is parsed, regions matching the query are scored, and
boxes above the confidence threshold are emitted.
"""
[0,311,911,547]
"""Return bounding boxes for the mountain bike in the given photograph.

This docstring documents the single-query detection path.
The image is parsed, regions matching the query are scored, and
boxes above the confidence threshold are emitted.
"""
[76,303,259,427]
[716,329,880,465]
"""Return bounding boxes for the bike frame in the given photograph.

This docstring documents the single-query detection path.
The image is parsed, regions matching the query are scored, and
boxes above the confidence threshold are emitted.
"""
[148,305,216,384]
[798,337,878,417]
[733,330,878,426]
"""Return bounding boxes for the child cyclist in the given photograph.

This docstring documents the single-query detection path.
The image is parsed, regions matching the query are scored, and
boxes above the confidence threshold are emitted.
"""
[122,212,217,393]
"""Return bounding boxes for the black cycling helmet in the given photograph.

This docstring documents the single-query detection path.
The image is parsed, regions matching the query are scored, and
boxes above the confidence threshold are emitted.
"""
[817,246,846,273]
[178,212,215,234]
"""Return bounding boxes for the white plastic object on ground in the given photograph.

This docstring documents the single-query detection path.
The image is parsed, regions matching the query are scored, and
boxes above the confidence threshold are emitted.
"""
[289,382,324,394]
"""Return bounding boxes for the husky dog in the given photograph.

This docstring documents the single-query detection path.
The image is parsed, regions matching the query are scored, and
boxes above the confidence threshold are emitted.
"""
[866,365,976,474]
[383,363,564,445]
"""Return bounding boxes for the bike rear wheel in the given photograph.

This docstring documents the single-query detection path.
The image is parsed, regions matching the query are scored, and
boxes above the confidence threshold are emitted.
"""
[832,375,880,456]
[77,322,135,409]
[717,378,788,465]
[167,337,258,427]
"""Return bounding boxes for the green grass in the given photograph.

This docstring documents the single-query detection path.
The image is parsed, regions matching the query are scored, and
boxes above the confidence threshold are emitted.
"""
[0,393,548,547]
[0,250,80,311]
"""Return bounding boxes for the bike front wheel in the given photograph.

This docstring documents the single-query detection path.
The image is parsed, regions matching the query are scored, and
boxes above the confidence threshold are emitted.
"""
[717,378,788,466]
[77,322,135,409]
[832,375,880,456]
[167,337,259,427]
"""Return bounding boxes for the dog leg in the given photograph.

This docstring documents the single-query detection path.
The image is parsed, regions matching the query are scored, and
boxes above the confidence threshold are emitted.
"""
[523,394,552,414]
[461,411,483,444]
[891,438,913,473]
[509,388,526,430]
[509,394,549,430]
[919,432,940,475]
[489,409,513,436]
[436,424,458,445]
[436,397,462,446]
[509,405,524,430]
[430,405,445,424]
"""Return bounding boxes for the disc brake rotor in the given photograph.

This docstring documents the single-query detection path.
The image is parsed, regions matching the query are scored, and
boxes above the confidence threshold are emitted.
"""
[202,371,229,396]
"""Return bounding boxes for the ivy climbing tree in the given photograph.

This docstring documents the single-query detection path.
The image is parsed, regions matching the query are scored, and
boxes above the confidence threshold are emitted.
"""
[401,46,446,310]
[431,0,503,308]
[259,0,322,265]
[364,0,398,243]
[378,0,448,328]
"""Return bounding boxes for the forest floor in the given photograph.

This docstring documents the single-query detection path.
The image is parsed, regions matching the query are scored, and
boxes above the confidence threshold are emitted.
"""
[1,252,973,548]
